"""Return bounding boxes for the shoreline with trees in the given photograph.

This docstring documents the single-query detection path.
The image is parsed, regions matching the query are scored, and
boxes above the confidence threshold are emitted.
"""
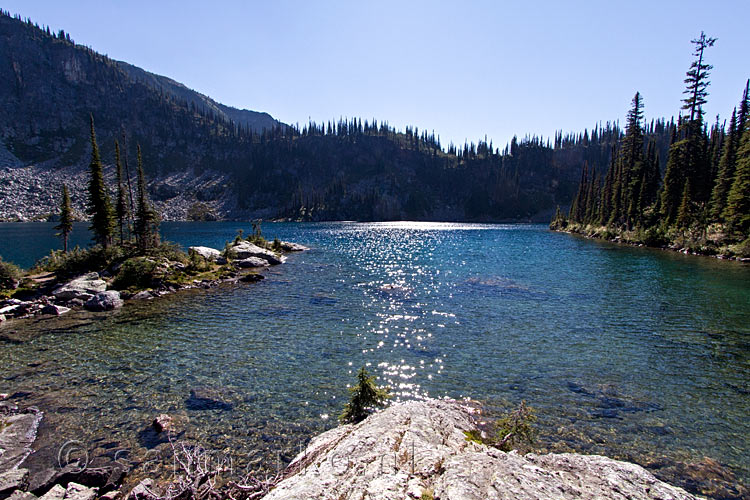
[551,33,750,261]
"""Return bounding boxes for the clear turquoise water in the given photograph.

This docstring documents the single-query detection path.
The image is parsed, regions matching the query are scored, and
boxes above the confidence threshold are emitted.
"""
[1,222,749,491]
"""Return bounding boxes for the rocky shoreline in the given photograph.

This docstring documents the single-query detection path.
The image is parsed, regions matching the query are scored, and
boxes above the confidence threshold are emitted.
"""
[0,240,309,325]
[551,225,750,263]
[1,398,726,500]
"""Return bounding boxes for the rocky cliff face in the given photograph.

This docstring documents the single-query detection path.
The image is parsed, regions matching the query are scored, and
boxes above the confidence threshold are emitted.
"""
[265,399,702,500]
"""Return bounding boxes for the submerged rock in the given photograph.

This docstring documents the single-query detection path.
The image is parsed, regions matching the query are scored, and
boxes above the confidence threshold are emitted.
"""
[185,387,233,411]
[51,274,106,302]
[280,241,309,252]
[264,399,701,500]
[84,291,123,312]
[188,246,221,261]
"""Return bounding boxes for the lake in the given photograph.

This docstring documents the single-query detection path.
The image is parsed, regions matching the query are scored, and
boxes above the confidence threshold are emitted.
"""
[1,221,749,494]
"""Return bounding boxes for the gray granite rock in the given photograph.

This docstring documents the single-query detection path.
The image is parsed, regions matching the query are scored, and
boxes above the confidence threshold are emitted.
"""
[188,246,221,261]
[52,274,106,302]
[40,304,70,316]
[0,411,42,472]
[0,470,29,500]
[231,242,285,265]
[84,291,123,312]
[37,485,65,500]
[264,400,702,500]
[6,490,36,500]
[235,257,269,268]
[62,483,96,500]
[280,241,309,252]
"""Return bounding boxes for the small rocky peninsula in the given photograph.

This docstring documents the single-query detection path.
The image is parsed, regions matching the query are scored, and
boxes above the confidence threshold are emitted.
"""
[0,399,710,500]
[0,239,309,325]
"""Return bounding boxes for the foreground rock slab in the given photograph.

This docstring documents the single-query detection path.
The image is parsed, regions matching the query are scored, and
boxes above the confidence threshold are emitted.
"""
[0,411,42,472]
[264,399,702,500]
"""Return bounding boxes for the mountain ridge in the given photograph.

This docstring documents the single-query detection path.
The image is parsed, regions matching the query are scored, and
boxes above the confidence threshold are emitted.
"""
[0,10,674,223]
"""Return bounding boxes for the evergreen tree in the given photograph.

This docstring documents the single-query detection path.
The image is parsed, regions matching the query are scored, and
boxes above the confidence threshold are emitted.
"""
[661,137,689,224]
[86,115,115,247]
[134,145,160,251]
[621,92,645,226]
[723,125,750,236]
[682,32,717,122]
[339,367,389,424]
[710,109,738,220]
[676,178,693,229]
[54,184,74,253]
[114,140,130,243]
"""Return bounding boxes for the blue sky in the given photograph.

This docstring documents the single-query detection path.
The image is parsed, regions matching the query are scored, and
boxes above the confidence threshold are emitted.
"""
[5,0,749,148]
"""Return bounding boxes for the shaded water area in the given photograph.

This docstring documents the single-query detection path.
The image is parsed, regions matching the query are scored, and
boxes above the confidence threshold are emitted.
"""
[1,222,749,496]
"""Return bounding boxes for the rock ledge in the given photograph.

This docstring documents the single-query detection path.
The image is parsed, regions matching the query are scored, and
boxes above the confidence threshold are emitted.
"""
[264,399,703,500]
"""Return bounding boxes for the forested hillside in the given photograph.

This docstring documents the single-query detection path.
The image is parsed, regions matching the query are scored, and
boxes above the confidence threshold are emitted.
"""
[0,10,674,221]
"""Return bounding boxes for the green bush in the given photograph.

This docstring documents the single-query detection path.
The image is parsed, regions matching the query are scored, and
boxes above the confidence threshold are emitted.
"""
[641,226,669,247]
[187,250,211,272]
[272,237,282,252]
[729,237,750,258]
[493,400,537,452]
[340,367,390,424]
[111,257,158,290]
[37,245,127,278]
[145,242,188,265]
[0,256,22,289]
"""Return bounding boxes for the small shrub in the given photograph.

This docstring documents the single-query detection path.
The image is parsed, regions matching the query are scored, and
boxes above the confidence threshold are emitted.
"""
[272,237,282,253]
[187,250,211,272]
[0,256,22,289]
[248,220,267,246]
[37,245,126,278]
[493,400,537,452]
[112,257,158,290]
[146,242,188,265]
[420,489,434,500]
[222,241,237,260]
[340,367,390,424]
[463,430,485,444]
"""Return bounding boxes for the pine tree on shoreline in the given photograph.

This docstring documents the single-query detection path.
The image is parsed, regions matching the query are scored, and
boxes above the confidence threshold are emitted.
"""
[86,115,115,248]
[54,184,73,253]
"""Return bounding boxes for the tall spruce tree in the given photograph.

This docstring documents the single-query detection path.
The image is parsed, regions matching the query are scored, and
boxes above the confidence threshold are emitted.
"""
[682,32,717,122]
[621,92,645,227]
[114,140,130,243]
[86,115,115,247]
[134,145,160,251]
[54,184,74,253]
